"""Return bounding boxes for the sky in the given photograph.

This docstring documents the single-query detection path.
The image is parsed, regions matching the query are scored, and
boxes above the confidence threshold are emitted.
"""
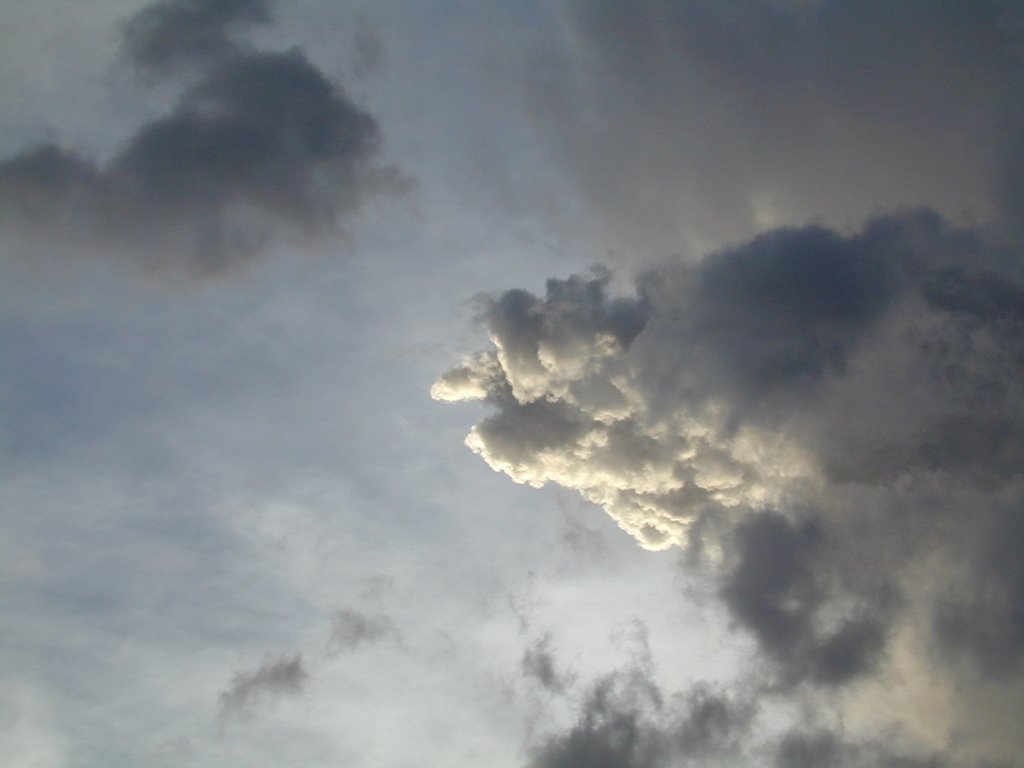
[1,2,1023,767]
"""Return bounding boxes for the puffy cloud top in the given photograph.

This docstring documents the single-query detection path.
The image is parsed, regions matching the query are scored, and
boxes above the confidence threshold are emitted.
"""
[439,209,1024,763]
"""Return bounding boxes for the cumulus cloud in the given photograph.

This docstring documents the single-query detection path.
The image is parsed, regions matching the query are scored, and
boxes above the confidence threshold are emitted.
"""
[437,208,1024,763]
[435,210,1024,541]
[218,654,308,720]
[444,1,1024,749]
[0,0,401,276]
[525,668,754,768]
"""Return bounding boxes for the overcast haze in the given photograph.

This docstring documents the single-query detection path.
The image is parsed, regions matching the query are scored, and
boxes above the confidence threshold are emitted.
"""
[2,2,1024,767]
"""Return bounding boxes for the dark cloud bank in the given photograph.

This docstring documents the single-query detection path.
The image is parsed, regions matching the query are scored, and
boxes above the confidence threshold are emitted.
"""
[440,211,1024,766]
[440,3,1024,765]
[0,0,400,277]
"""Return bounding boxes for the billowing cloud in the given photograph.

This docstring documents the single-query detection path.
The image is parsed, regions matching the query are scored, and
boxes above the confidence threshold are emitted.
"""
[0,0,401,277]
[218,654,309,719]
[720,511,892,688]
[436,211,1023,549]
[437,209,1024,763]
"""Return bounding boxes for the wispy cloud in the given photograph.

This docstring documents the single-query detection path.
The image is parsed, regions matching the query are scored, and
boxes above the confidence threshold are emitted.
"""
[218,653,309,721]
[327,608,400,656]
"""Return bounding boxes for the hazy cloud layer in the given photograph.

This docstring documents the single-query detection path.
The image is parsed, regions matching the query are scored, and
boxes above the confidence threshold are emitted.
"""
[0,0,400,276]
[530,0,1024,259]
[218,654,309,719]
[437,209,1024,764]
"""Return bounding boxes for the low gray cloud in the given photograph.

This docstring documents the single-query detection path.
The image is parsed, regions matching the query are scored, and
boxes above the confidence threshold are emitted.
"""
[0,0,401,277]
[771,730,950,768]
[522,634,572,694]
[218,654,309,719]
[437,208,1024,763]
[721,511,892,688]
[519,643,958,768]
[327,608,399,655]
[525,669,756,768]
[121,0,271,76]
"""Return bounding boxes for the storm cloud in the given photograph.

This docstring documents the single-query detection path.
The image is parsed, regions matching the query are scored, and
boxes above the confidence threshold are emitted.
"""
[437,208,1024,764]
[0,0,399,276]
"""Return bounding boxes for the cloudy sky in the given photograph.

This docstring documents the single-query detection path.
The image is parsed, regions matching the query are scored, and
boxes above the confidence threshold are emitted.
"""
[2,1,1024,766]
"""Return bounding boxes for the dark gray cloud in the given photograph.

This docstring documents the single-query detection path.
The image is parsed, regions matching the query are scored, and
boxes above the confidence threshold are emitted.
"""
[121,0,272,75]
[436,210,1024,542]
[218,653,308,719]
[772,730,950,768]
[721,512,891,687]
[522,634,572,694]
[519,643,961,768]
[525,671,755,768]
[327,608,399,655]
[0,0,401,276]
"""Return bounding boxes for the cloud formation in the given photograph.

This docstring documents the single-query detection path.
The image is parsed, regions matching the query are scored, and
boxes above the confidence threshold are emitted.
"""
[327,608,400,655]
[522,634,573,694]
[437,209,1024,764]
[529,0,1024,259]
[218,654,309,720]
[435,210,1024,543]
[0,0,400,276]
[519,652,951,768]
[121,0,271,75]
